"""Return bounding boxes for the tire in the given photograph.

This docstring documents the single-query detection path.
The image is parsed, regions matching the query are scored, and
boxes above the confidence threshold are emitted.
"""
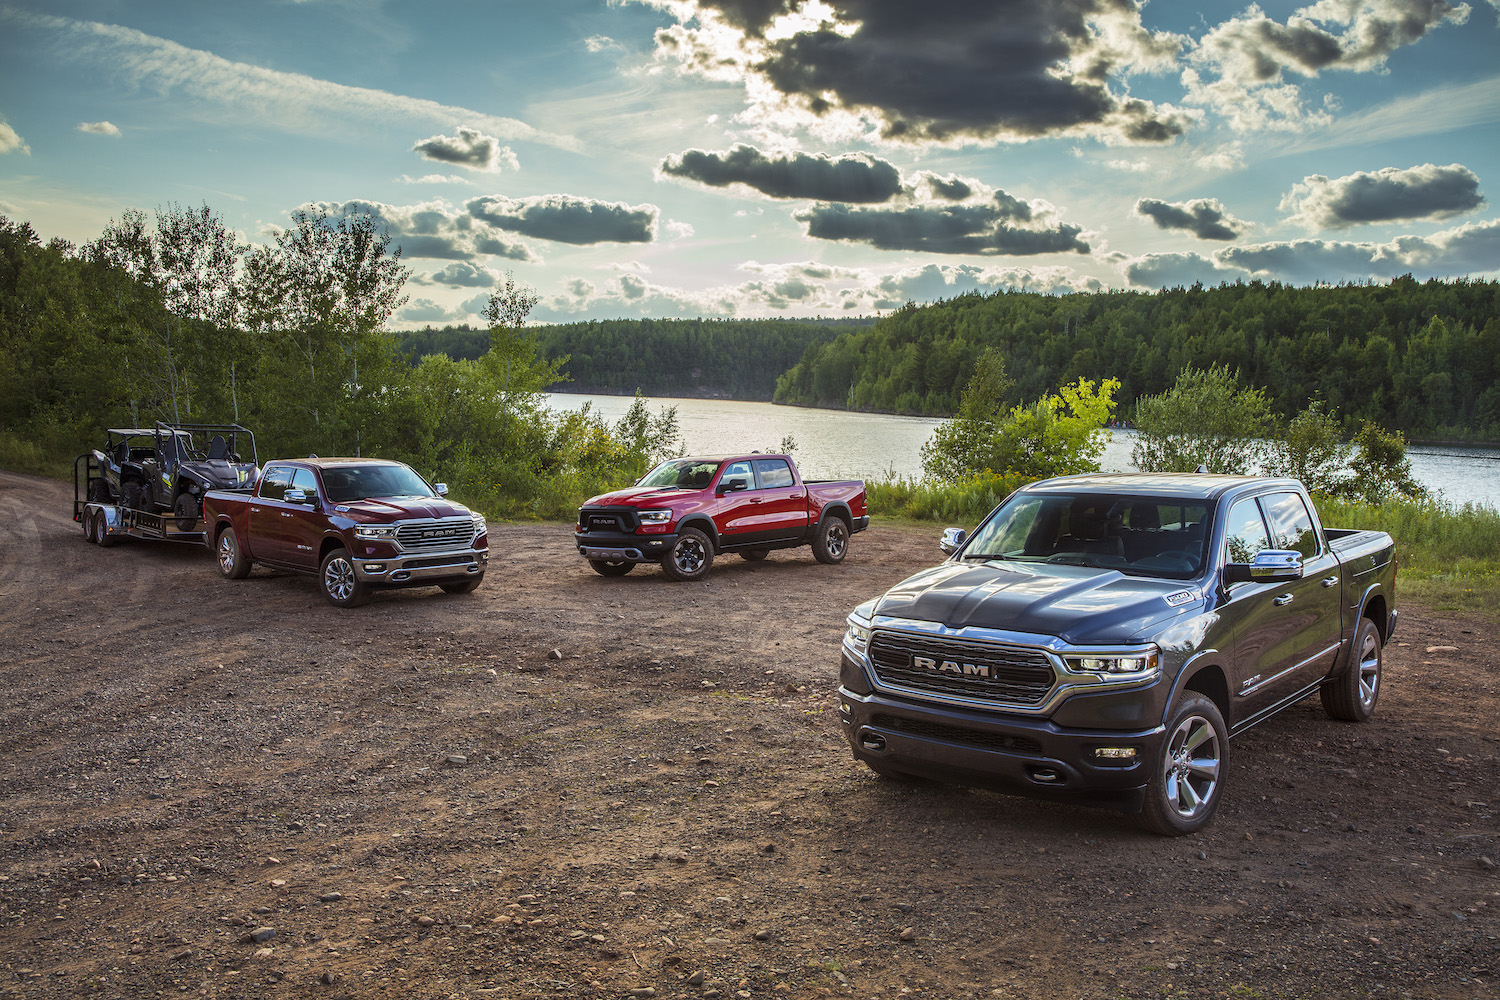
[863,759,927,783]
[120,481,145,512]
[1139,692,1227,836]
[174,493,200,532]
[589,559,634,577]
[1321,617,1382,722]
[83,508,99,544]
[319,548,370,608]
[439,575,484,594]
[95,510,116,548]
[740,549,768,562]
[812,516,849,565]
[215,526,252,580]
[87,478,112,504]
[661,527,713,582]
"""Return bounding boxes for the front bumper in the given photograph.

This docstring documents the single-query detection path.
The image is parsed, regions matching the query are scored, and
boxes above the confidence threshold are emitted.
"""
[353,546,488,586]
[575,530,675,563]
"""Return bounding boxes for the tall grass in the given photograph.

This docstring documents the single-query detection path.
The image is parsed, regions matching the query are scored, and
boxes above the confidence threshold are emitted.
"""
[866,471,1037,524]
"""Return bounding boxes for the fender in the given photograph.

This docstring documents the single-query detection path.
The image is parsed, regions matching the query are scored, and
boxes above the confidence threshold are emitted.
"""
[1164,648,1231,728]
[676,514,719,550]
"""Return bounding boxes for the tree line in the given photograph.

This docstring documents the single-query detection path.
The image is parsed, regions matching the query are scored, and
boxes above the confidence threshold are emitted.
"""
[772,279,1500,441]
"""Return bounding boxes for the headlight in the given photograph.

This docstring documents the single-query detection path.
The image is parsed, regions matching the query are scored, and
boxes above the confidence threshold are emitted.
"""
[1064,649,1159,677]
[845,614,872,652]
[354,524,397,540]
[638,509,671,524]
[471,512,487,534]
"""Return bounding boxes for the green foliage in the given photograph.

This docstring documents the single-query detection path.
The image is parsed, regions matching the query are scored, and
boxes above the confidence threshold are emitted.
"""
[867,471,1038,523]
[1345,421,1425,503]
[1264,399,1350,493]
[614,393,683,468]
[922,375,1117,481]
[1132,365,1274,473]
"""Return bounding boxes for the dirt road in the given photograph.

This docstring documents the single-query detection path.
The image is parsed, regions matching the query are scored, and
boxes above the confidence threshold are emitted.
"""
[1,469,1496,999]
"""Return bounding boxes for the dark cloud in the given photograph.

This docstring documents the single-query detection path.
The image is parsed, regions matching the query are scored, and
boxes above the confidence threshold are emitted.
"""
[795,195,1088,255]
[1122,252,1241,288]
[411,127,517,172]
[1282,163,1484,230]
[658,144,902,202]
[467,195,657,245]
[419,262,497,287]
[925,174,972,201]
[303,199,539,263]
[1135,197,1248,240]
[1215,219,1500,282]
[656,0,1187,146]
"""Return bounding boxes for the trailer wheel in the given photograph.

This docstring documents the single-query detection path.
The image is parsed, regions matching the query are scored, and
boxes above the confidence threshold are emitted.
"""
[95,510,117,548]
[320,548,370,608]
[216,526,251,579]
[83,508,98,544]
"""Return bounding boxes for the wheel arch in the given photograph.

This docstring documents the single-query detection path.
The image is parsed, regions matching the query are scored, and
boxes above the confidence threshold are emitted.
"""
[1167,653,1231,729]
[819,502,853,528]
[321,533,352,563]
[676,515,719,550]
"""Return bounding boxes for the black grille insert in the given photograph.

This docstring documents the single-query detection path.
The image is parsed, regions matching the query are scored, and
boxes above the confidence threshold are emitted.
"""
[871,714,1044,755]
[868,631,1055,705]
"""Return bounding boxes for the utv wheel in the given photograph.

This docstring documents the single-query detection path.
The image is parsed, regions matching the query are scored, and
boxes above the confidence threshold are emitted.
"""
[661,527,713,582]
[1139,692,1227,836]
[174,493,200,532]
[120,481,145,512]
[216,526,251,579]
[589,559,634,577]
[439,575,484,594]
[319,548,370,608]
[87,478,112,504]
[1321,617,1382,722]
[740,549,768,562]
[812,517,849,565]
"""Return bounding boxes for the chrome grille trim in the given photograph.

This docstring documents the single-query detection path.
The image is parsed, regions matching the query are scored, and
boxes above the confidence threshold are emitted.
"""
[868,630,1057,707]
[394,517,477,552]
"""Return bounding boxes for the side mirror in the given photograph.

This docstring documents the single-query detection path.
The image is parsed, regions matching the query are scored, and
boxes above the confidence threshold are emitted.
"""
[1224,549,1304,584]
[716,479,748,495]
[284,488,307,504]
[939,527,968,556]
[435,482,449,497]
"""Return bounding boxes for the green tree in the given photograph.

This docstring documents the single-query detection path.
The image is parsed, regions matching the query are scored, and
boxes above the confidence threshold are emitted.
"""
[1343,422,1425,503]
[922,375,1117,481]
[1132,365,1274,474]
[1264,399,1350,493]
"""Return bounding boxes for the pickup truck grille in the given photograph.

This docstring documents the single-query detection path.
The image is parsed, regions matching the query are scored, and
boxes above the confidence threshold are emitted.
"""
[868,632,1056,706]
[396,518,476,552]
[578,506,639,533]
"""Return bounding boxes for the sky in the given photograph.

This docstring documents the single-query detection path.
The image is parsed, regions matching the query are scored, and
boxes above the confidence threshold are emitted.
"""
[1,0,1498,328]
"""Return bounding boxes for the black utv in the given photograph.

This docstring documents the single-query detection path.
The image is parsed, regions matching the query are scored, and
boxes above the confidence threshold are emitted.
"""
[91,422,259,529]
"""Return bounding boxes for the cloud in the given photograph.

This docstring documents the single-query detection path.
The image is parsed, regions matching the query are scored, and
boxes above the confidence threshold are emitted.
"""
[638,0,1190,148]
[658,144,902,202]
[0,120,29,155]
[1184,0,1471,130]
[585,35,621,52]
[299,199,539,262]
[1,9,579,151]
[411,127,518,173]
[1135,197,1249,240]
[664,219,695,239]
[1120,251,1243,288]
[414,261,500,287]
[399,298,458,323]
[466,194,658,245]
[1280,163,1484,229]
[77,121,121,136]
[793,179,1091,256]
[397,173,474,185]
[1193,142,1245,171]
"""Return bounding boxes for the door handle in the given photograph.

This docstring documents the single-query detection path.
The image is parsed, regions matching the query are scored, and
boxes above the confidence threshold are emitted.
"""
[1273,594,1294,606]
[747,498,763,504]
[1321,575,1339,588]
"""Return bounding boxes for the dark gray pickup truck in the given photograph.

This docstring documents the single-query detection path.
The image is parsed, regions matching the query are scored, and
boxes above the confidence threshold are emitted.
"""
[837,473,1397,835]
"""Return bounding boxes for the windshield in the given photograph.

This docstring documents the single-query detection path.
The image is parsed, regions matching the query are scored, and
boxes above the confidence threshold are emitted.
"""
[321,464,439,503]
[959,491,1214,580]
[638,458,722,490]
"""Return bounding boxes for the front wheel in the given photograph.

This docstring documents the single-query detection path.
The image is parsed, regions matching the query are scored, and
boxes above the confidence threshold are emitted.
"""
[589,559,634,577]
[812,517,849,565]
[120,481,145,512]
[174,493,200,532]
[440,575,484,594]
[1321,617,1382,721]
[1139,692,1227,836]
[319,548,370,607]
[216,526,251,579]
[661,527,713,582]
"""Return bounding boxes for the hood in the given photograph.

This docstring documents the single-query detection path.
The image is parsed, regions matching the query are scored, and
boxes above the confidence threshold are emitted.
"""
[336,497,471,521]
[873,560,1200,645]
[583,485,696,508]
[183,459,258,489]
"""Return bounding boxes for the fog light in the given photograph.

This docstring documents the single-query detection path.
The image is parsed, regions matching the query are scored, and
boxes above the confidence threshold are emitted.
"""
[1094,747,1137,760]
[363,563,386,573]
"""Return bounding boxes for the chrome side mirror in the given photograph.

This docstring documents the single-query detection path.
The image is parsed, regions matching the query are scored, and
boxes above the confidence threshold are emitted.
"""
[939,527,968,556]
[284,488,307,504]
[435,482,449,497]
[1225,549,1304,584]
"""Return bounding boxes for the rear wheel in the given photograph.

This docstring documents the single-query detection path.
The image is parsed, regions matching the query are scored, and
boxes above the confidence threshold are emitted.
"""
[216,526,251,579]
[439,575,484,594]
[812,517,849,565]
[319,548,370,608]
[740,549,768,562]
[1321,617,1382,721]
[589,559,634,577]
[661,527,713,582]
[87,478,111,504]
[120,481,145,512]
[83,508,99,544]
[1139,692,1226,836]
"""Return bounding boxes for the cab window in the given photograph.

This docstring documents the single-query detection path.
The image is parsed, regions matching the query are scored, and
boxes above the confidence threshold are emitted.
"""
[719,461,754,492]
[290,468,320,503]
[1223,498,1272,565]
[260,465,294,501]
[1263,491,1320,557]
[752,458,794,489]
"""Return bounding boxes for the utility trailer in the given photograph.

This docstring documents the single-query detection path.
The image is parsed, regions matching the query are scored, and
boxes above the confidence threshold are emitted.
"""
[74,452,207,546]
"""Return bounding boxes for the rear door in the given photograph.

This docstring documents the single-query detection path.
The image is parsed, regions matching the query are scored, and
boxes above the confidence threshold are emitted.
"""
[282,467,325,570]
[751,458,811,542]
[249,464,296,564]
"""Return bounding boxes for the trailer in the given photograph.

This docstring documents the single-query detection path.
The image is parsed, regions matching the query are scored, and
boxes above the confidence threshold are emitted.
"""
[75,452,208,546]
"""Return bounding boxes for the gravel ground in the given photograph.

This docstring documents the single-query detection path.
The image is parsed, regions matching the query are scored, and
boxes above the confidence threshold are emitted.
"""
[1,468,1496,999]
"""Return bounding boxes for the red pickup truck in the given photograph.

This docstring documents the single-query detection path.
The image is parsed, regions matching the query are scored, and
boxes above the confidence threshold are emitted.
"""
[202,457,489,607]
[575,454,868,580]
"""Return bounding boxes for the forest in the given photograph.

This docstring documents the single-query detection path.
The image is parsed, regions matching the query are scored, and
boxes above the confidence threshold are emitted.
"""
[771,279,1500,441]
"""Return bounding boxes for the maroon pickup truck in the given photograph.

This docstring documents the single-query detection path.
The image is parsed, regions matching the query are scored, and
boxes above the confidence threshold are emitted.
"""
[575,454,868,580]
[203,457,489,607]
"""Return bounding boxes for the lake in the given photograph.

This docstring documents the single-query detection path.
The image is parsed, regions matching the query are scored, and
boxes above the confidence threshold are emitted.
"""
[546,392,1500,510]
